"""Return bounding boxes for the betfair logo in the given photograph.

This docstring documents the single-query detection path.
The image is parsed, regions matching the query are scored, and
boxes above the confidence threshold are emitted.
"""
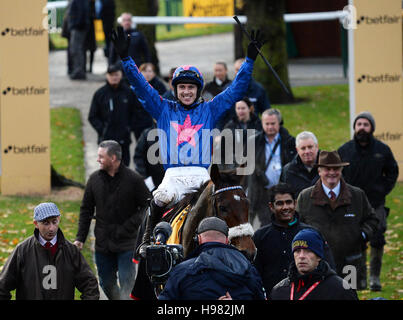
[3,145,48,154]
[357,74,401,84]
[1,27,46,37]
[2,86,47,95]
[357,15,401,25]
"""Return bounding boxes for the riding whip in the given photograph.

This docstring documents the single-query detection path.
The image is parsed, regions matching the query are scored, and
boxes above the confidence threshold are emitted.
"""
[233,15,293,99]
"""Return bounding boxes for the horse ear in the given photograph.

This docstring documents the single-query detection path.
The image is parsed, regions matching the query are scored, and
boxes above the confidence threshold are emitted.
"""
[210,163,221,185]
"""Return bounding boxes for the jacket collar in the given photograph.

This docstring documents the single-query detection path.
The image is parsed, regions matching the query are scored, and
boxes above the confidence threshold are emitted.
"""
[271,211,300,229]
[289,259,335,284]
[310,178,351,209]
[34,228,66,246]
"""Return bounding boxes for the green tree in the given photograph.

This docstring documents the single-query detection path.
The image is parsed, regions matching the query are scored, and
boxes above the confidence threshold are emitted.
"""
[114,0,160,73]
[244,0,294,103]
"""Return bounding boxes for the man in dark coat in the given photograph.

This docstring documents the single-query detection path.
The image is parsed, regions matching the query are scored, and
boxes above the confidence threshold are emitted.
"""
[338,111,399,291]
[281,131,320,196]
[88,64,142,166]
[68,0,90,80]
[99,0,115,58]
[0,203,99,300]
[74,141,151,300]
[270,228,358,300]
[216,58,271,130]
[108,12,151,67]
[202,61,232,101]
[296,150,378,290]
[253,183,334,295]
[158,217,265,300]
[247,109,297,228]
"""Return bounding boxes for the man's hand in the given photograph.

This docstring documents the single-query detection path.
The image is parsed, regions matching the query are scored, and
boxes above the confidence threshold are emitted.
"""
[218,291,232,300]
[246,29,264,61]
[73,240,84,250]
[111,26,130,59]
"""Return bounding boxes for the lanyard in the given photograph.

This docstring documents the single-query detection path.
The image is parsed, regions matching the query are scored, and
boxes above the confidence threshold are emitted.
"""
[290,281,320,300]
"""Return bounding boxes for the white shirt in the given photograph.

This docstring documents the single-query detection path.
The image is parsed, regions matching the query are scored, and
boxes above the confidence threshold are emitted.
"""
[264,133,282,189]
[38,233,57,247]
[322,182,341,199]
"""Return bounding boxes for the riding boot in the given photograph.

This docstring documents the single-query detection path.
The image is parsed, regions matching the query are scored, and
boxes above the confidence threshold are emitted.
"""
[139,200,167,257]
[370,246,384,291]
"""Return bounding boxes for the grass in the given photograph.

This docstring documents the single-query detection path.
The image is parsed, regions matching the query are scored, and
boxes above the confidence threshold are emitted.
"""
[274,85,403,300]
[50,107,86,184]
[0,107,93,299]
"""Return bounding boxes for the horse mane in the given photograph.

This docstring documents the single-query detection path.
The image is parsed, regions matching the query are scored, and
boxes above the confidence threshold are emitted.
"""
[177,180,210,208]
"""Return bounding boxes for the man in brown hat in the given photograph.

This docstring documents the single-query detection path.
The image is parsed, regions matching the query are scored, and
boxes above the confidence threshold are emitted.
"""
[296,150,378,290]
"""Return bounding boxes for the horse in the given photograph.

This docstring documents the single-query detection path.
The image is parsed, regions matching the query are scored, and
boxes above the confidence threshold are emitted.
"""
[177,163,256,260]
[131,164,256,300]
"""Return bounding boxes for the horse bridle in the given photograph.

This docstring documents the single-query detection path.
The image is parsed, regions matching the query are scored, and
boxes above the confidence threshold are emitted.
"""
[211,185,254,241]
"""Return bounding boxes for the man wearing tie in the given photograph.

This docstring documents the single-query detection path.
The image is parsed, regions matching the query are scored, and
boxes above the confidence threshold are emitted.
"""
[0,202,99,300]
[296,151,378,290]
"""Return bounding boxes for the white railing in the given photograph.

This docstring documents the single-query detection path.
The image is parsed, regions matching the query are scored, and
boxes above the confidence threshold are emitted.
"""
[45,1,349,26]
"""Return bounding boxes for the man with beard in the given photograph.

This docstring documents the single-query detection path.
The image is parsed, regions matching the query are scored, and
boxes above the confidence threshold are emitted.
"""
[338,112,398,291]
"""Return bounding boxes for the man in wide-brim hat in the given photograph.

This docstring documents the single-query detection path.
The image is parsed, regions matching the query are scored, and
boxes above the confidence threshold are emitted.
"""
[296,150,378,290]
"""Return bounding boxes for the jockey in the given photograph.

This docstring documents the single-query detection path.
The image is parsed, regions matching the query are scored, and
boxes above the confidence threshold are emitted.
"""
[111,27,264,247]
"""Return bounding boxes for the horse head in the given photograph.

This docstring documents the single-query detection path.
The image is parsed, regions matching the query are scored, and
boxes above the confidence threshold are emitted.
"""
[209,164,257,261]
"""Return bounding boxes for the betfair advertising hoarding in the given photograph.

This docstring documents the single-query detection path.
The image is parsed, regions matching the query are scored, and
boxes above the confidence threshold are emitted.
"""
[350,0,403,180]
[0,0,50,194]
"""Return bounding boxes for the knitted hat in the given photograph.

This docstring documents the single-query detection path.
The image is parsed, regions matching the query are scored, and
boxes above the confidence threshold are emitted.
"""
[292,228,324,259]
[353,111,375,132]
[197,217,229,237]
[34,202,61,222]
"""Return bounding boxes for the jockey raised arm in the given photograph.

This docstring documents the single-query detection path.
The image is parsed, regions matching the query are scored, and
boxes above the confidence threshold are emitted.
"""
[111,27,263,210]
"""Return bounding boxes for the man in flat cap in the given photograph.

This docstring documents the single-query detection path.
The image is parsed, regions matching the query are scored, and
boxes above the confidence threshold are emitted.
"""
[338,111,399,291]
[158,217,265,300]
[0,202,99,300]
[296,151,378,290]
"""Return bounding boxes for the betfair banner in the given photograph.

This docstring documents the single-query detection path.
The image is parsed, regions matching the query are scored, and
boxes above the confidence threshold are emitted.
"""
[183,0,234,29]
[351,0,403,181]
[0,0,50,194]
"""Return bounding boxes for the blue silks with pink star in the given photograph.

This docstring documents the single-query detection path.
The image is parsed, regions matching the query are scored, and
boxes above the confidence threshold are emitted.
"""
[121,56,254,170]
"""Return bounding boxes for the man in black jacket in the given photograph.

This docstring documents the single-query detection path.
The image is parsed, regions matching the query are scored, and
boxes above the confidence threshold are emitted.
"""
[253,183,334,295]
[270,228,358,300]
[108,12,151,67]
[159,217,265,300]
[247,109,296,228]
[68,0,90,80]
[202,62,232,101]
[338,111,399,291]
[88,64,142,166]
[74,140,151,299]
[281,131,320,196]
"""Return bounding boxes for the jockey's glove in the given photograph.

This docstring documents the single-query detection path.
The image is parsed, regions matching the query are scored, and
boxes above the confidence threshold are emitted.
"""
[111,26,130,59]
[246,29,264,61]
